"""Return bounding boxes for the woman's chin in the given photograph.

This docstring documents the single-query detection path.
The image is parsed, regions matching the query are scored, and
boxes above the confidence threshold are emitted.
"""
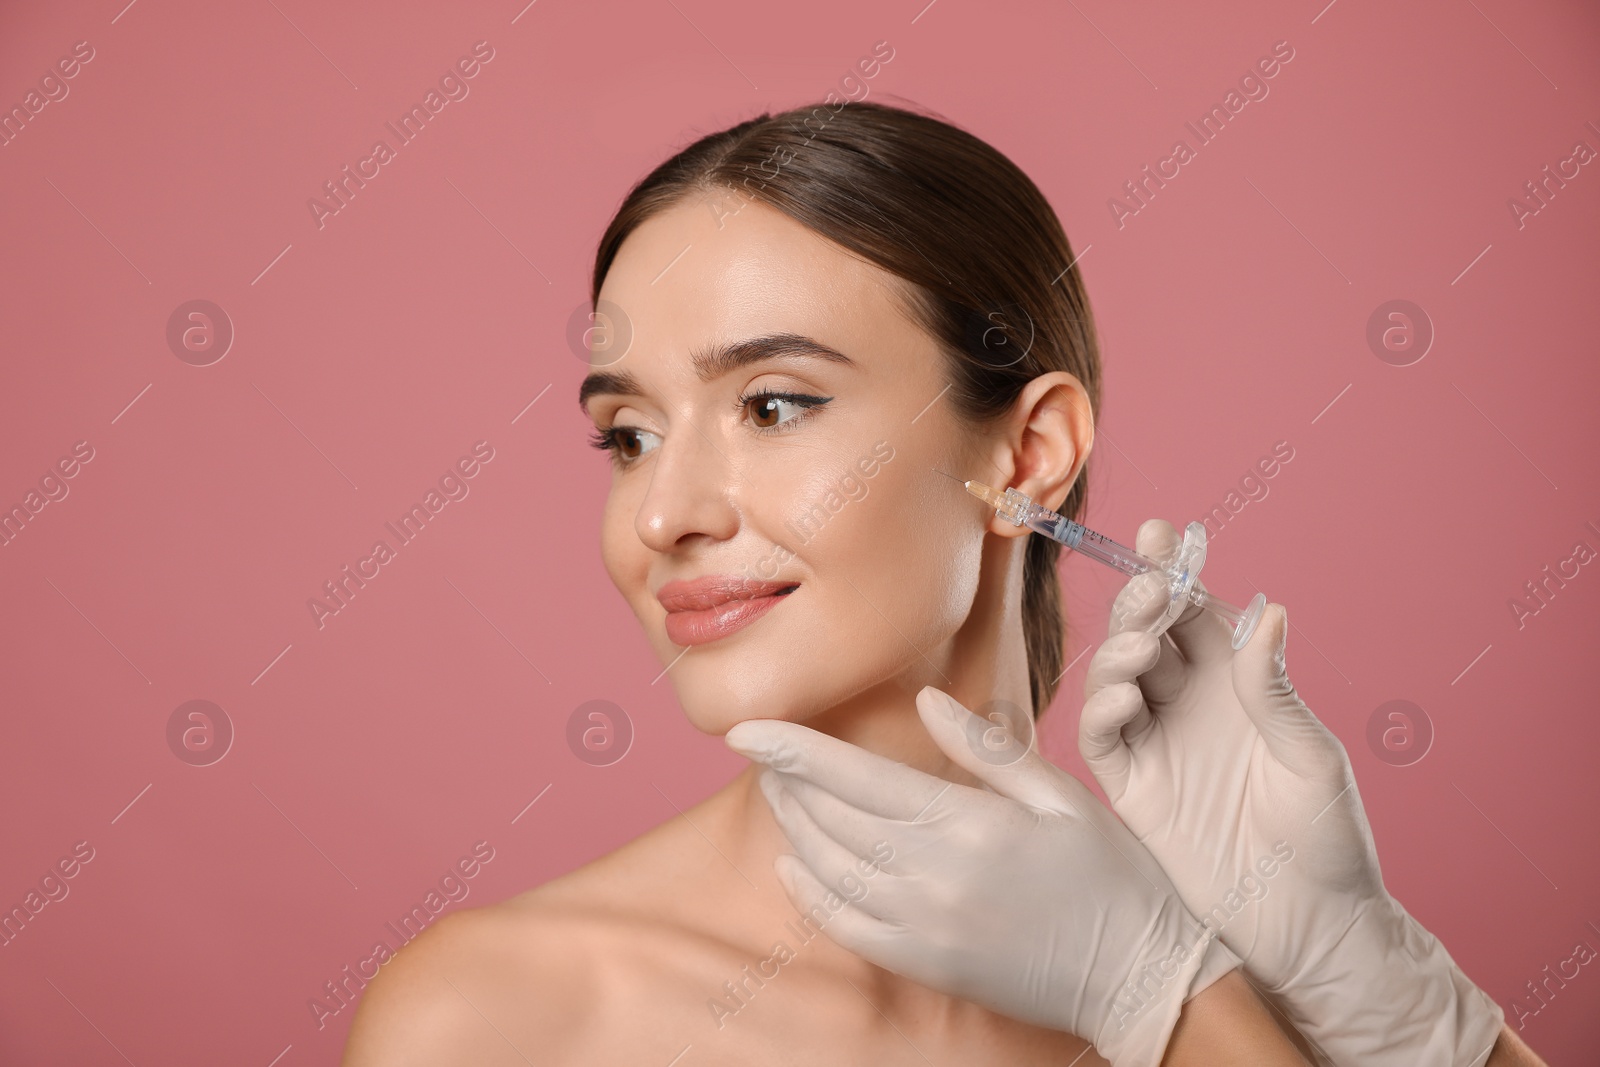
[655,625,940,736]
[664,663,839,735]
[672,678,812,735]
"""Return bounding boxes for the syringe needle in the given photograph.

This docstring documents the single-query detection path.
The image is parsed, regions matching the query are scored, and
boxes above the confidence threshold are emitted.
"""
[954,475,1267,650]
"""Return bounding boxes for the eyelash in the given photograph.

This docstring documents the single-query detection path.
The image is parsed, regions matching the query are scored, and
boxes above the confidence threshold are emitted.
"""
[736,390,833,434]
[588,391,833,465]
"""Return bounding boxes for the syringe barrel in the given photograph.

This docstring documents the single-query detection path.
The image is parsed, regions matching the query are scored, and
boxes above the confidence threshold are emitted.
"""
[1023,509,1150,578]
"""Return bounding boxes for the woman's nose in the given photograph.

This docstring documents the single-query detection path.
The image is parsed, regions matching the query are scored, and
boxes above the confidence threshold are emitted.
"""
[634,428,741,552]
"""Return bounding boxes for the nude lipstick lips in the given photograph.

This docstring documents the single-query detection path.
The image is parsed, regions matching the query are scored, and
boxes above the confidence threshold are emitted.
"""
[656,576,797,646]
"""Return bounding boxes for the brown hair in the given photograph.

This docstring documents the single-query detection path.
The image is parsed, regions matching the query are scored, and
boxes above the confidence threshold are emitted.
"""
[589,99,1102,718]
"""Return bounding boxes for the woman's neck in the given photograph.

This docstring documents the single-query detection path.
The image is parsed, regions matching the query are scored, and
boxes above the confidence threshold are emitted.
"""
[714,760,1004,1024]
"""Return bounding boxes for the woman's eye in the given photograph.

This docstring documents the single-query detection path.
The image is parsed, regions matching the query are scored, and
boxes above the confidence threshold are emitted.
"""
[591,425,661,464]
[591,393,828,463]
[742,392,830,431]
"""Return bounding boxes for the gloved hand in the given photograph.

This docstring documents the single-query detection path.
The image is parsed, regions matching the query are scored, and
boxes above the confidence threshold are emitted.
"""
[1081,519,1505,1067]
[725,688,1240,1067]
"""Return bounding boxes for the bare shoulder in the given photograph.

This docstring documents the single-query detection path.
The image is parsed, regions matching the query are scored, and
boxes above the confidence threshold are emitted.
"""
[342,796,745,1066]
[340,888,603,1066]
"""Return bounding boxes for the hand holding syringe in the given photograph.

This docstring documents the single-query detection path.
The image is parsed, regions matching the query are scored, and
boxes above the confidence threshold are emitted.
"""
[963,479,1267,650]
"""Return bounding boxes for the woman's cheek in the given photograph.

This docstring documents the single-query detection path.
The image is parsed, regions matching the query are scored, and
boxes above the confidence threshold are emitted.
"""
[855,471,983,642]
[907,518,985,638]
[738,438,879,555]
[599,492,649,611]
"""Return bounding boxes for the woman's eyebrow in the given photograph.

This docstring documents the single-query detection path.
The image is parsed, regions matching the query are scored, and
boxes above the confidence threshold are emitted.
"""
[577,333,854,410]
[577,369,644,410]
[689,333,855,381]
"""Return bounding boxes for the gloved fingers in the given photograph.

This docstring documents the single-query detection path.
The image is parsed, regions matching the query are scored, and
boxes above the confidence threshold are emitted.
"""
[765,765,934,874]
[1106,569,1170,638]
[770,852,905,959]
[1040,767,1183,894]
[1084,626,1194,714]
[1164,584,1236,668]
[1132,517,1184,568]
[759,769,902,921]
[1077,681,1145,795]
[1082,630,1162,700]
[1133,630,1196,707]
[1230,603,1346,781]
[1110,520,1181,647]
[726,717,957,822]
[914,687,1079,814]
[1133,520,1237,668]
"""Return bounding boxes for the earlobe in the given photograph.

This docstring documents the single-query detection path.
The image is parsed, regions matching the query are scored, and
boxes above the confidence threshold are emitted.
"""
[983,486,1029,539]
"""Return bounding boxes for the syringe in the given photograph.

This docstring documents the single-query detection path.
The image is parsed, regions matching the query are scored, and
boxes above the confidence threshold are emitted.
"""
[964,479,1267,650]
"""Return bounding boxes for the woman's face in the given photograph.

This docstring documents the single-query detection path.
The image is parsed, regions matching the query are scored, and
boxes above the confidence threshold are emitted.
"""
[581,193,996,734]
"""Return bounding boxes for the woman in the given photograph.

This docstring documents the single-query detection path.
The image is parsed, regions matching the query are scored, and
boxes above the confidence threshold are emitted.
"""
[341,100,1452,1064]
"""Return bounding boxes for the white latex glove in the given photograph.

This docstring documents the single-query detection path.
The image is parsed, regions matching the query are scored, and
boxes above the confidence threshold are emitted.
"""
[725,688,1240,1067]
[1081,519,1504,1067]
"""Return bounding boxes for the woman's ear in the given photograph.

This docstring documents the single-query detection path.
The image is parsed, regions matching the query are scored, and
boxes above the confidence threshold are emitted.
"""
[983,372,1094,539]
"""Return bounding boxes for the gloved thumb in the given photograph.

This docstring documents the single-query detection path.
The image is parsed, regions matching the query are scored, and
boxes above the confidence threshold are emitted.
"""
[1230,603,1339,780]
[914,687,1070,813]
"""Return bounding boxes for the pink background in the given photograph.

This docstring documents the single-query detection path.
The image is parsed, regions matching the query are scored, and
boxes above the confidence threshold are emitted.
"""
[2,0,1597,1062]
